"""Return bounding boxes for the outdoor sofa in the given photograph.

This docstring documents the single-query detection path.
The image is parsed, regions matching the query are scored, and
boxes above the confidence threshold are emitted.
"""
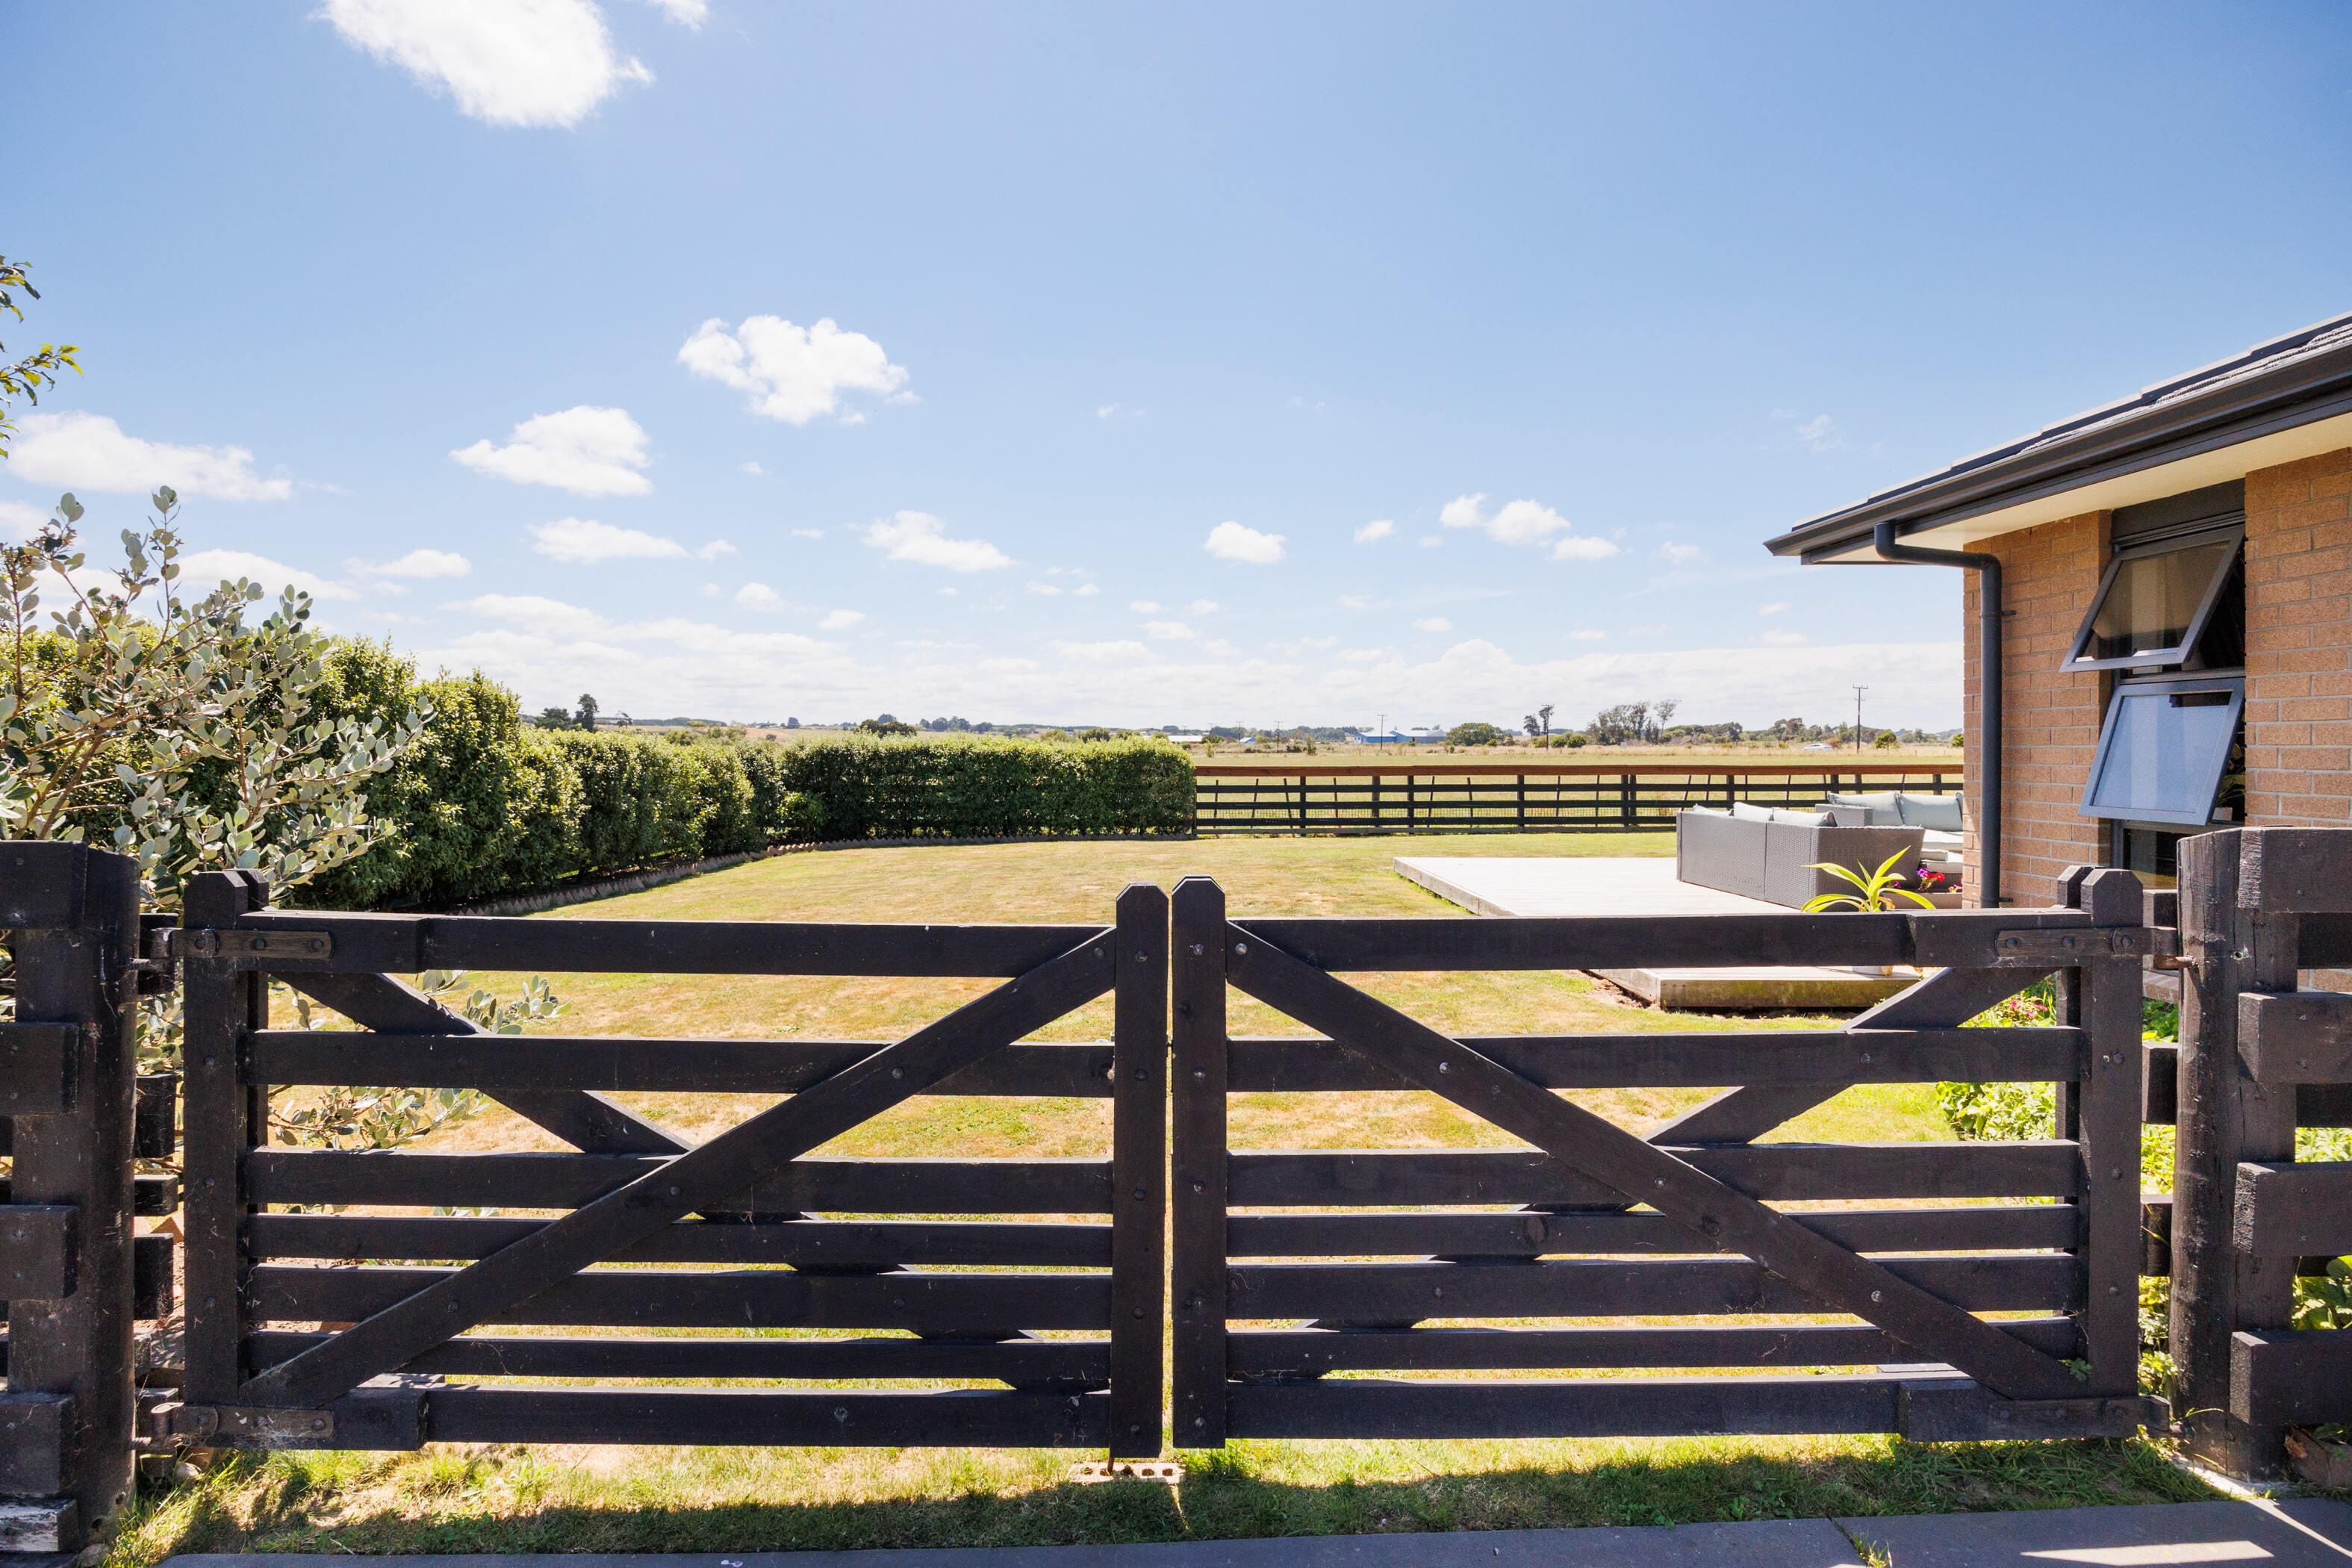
[1819,790,1967,880]
[1675,802,1925,909]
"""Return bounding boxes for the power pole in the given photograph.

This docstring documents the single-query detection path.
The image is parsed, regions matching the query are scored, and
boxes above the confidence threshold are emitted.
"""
[1852,685,1868,750]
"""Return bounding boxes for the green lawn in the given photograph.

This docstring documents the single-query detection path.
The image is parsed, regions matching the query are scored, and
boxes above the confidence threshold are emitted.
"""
[116,832,2209,1564]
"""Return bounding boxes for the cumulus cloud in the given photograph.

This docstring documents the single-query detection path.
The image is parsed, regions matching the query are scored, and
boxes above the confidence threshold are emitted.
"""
[9,412,293,500]
[789,527,824,540]
[1440,493,1618,561]
[1353,518,1396,544]
[739,460,763,475]
[0,500,52,541]
[735,582,779,607]
[820,609,864,631]
[698,539,737,559]
[181,550,358,601]
[1025,581,1063,597]
[1054,640,1152,663]
[528,517,689,564]
[1761,629,1809,647]
[1204,520,1285,564]
[320,0,651,128]
[352,548,471,579]
[1095,402,1142,420]
[677,315,909,424]
[1144,620,1195,641]
[641,0,707,25]
[1074,582,1100,597]
[449,592,609,637]
[451,405,651,497]
[1655,541,1708,566]
[1338,594,1376,610]
[1412,616,1452,633]
[1792,414,1844,452]
[1417,535,1443,549]
[1760,600,1791,616]
[1186,599,1219,615]
[862,511,1011,572]
[1570,628,1608,641]
[1130,600,1163,613]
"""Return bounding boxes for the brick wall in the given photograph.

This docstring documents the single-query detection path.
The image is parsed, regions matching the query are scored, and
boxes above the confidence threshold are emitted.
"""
[1960,509,2109,907]
[2243,447,2352,826]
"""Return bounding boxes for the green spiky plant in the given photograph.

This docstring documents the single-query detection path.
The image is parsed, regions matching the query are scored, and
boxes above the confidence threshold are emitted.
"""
[1802,848,1938,912]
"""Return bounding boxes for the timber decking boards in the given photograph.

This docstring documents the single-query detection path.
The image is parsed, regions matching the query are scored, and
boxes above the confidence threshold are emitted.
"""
[1393,856,1915,1009]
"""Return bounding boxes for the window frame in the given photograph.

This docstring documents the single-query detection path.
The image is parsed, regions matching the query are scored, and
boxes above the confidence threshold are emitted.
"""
[2078,671,2245,827]
[2060,524,2245,673]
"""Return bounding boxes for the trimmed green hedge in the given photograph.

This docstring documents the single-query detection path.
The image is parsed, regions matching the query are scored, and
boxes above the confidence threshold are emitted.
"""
[296,641,1192,909]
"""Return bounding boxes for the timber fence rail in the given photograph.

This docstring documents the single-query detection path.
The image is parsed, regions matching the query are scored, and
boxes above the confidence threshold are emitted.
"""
[1191,759,1958,836]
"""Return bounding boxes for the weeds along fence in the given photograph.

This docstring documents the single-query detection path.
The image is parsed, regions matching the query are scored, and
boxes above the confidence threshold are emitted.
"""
[1192,760,1958,836]
[26,830,2352,1550]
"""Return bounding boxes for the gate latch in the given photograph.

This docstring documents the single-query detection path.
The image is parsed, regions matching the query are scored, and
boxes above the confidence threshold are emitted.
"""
[1991,927,2173,965]
[181,929,334,962]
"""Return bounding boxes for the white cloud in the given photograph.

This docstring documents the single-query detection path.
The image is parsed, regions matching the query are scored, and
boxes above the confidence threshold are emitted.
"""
[1793,414,1844,452]
[789,527,824,540]
[1570,628,1608,641]
[735,582,779,607]
[1341,647,1388,665]
[320,0,651,129]
[1655,541,1708,567]
[1186,599,1219,615]
[180,550,357,601]
[677,316,909,425]
[9,411,293,501]
[451,405,650,497]
[698,539,736,559]
[1204,520,1286,564]
[1074,582,1100,597]
[450,592,609,637]
[820,609,864,631]
[1053,640,1152,663]
[1417,535,1443,549]
[1203,638,1239,656]
[641,0,706,25]
[1761,629,1810,647]
[1412,616,1452,633]
[1144,620,1195,641]
[1130,600,1163,613]
[1760,600,1791,616]
[1338,594,1375,610]
[1353,518,1396,544]
[0,500,51,541]
[529,517,688,564]
[1440,493,1619,561]
[863,511,1012,572]
[1095,402,1142,420]
[1025,581,1063,597]
[739,460,763,475]
[352,548,471,579]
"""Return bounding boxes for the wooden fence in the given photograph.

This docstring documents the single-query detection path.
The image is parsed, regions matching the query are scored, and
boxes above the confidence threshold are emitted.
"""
[1192,760,1959,836]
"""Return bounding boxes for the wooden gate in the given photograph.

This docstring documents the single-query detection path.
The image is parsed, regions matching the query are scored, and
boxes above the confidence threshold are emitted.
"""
[167,871,1168,1455]
[1169,870,2153,1444]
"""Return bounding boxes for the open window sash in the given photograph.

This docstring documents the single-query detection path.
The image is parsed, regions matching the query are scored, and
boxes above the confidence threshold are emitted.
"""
[2061,526,2243,673]
[2079,672,2244,827]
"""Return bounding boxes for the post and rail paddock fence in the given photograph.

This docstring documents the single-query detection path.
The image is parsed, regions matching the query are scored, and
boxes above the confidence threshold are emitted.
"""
[1191,760,1958,836]
[28,825,2352,1549]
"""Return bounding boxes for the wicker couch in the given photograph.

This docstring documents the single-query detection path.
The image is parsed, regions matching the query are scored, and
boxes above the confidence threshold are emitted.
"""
[1675,805,1926,909]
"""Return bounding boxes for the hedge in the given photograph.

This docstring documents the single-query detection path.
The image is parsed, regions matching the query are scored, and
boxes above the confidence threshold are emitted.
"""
[294,641,1192,909]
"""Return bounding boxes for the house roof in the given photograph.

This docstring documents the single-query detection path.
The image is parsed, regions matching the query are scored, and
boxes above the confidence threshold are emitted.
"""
[1766,308,2352,563]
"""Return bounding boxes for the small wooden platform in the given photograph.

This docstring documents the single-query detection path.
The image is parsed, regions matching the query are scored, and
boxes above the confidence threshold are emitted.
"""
[1393,856,1915,1010]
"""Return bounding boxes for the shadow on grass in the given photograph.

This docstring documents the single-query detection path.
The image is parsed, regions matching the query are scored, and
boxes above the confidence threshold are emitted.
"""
[113,1437,2220,1563]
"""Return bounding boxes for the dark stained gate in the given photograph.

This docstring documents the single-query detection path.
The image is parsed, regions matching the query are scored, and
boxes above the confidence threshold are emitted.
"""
[1169,868,2153,1446]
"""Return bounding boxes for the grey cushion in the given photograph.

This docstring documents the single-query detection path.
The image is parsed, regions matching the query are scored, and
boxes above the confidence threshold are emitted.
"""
[1768,808,1831,826]
[1825,791,1905,827]
[1897,792,1964,831]
[1683,804,1730,818]
[1729,800,1776,821]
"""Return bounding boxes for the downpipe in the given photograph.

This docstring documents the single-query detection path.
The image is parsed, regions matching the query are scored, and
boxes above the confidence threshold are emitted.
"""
[1869,521,2003,909]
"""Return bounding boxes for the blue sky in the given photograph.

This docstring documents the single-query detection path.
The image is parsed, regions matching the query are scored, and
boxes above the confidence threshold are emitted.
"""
[7,1,2350,729]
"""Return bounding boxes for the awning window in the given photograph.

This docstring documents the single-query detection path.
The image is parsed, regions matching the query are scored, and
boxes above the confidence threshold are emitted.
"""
[2062,526,2242,672]
[2079,673,2244,827]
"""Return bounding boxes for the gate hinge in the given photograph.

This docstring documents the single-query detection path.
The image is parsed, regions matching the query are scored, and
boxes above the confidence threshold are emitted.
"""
[155,1401,333,1445]
[181,928,334,962]
[1991,927,2173,965]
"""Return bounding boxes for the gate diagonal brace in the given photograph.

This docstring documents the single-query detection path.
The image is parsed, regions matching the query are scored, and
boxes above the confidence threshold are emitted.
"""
[1221,926,2087,1404]
[234,930,1119,1412]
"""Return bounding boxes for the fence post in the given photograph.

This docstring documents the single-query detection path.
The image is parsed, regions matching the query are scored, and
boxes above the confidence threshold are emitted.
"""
[1169,877,1228,1448]
[1619,774,1635,830]
[2,842,141,1553]
[2171,828,2297,1476]
[179,872,272,1422]
[2056,866,2146,1397]
[1107,883,1169,1459]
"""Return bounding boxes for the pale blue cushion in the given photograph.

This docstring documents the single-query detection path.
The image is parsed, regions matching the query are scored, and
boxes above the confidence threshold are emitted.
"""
[1897,793,1964,831]
[1825,791,1904,826]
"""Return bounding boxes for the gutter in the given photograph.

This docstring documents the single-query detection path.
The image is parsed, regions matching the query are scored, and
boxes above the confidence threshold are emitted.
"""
[1868,522,2003,909]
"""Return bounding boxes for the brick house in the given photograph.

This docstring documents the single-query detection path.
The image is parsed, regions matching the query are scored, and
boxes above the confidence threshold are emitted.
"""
[1766,311,2352,909]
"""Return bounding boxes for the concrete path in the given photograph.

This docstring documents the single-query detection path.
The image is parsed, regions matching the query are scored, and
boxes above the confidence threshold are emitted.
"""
[160,1496,2352,1568]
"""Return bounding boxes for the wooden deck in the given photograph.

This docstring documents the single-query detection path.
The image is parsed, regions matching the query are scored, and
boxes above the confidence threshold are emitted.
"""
[1392,856,1915,1009]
